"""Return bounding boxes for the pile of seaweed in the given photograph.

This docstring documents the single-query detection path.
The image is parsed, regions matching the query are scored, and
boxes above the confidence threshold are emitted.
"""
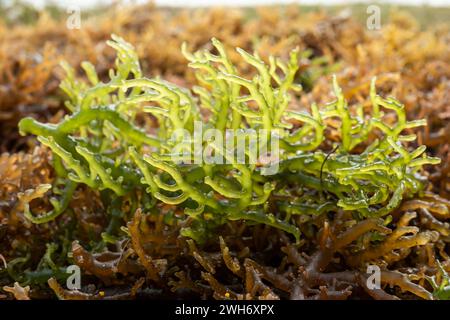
[0,3,449,300]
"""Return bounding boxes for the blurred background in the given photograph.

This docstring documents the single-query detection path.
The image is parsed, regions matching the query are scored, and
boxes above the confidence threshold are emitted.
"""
[1,0,448,26]
[11,0,450,8]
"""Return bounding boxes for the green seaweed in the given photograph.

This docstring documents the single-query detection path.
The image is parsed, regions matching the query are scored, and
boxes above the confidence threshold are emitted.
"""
[427,261,450,300]
[18,34,440,243]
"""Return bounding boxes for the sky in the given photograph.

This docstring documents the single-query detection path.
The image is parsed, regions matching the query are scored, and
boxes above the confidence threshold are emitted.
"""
[16,0,450,8]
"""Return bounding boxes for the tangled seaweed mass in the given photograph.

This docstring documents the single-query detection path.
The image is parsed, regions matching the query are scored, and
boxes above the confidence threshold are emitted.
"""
[0,4,449,300]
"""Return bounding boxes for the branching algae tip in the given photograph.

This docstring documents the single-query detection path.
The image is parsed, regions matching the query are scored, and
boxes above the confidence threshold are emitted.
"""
[18,34,440,245]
